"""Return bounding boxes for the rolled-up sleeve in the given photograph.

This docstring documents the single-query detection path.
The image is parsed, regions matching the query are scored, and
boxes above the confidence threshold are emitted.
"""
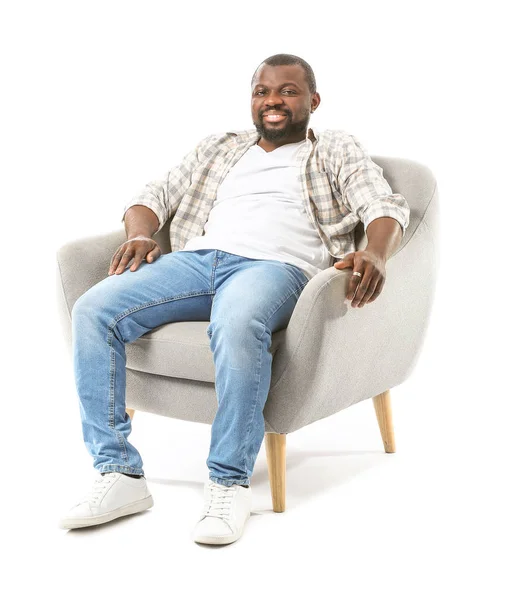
[336,134,410,237]
[121,134,216,234]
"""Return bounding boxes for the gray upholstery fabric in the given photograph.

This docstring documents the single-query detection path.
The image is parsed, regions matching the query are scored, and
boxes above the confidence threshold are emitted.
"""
[56,156,439,435]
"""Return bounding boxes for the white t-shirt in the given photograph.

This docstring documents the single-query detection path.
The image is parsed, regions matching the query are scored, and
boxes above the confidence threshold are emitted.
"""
[181,139,331,281]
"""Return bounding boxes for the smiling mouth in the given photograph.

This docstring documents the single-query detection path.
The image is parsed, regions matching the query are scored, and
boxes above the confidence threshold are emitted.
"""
[263,114,288,123]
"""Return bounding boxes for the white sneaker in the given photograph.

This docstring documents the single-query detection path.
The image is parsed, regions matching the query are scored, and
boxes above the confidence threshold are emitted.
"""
[192,480,252,545]
[59,472,154,529]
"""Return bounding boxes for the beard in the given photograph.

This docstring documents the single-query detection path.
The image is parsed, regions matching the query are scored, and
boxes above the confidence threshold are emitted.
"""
[253,109,310,142]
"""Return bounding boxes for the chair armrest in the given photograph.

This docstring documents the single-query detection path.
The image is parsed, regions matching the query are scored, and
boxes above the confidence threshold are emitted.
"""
[55,229,128,354]
[267,192,439,433]
[56,219,173,354]
[56,219,173,315]
[56,229,127,319]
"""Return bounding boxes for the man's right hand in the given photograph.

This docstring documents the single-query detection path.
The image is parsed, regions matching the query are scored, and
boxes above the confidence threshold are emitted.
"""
[108,236,162,275]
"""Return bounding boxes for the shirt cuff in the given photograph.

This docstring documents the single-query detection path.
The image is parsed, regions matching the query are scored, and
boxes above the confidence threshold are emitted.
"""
[361,197,409,238]
[121,201,166,235]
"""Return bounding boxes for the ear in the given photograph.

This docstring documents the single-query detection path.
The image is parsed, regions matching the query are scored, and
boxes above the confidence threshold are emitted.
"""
[312,92,321,112]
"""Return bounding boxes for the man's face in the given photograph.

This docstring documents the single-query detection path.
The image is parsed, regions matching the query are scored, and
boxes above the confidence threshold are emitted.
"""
[251,64,319,142]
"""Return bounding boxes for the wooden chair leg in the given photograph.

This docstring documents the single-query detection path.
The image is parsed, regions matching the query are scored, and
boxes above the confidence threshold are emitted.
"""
[126,408,135,421]
[265,432,286,513]
[372,389,396,453]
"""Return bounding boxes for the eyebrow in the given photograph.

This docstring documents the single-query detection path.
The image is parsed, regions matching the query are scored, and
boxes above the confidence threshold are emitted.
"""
[254,82,301,89]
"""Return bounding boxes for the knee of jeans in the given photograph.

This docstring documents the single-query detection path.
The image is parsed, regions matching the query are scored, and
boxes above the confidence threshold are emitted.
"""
[71,292,111,324]
[71,295,89,320]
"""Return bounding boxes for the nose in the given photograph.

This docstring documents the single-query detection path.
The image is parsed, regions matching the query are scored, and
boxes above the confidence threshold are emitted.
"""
[264,89,285,107]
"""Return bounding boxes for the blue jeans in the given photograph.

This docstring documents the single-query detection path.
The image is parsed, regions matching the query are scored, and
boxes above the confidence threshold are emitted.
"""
[71,249,309,487]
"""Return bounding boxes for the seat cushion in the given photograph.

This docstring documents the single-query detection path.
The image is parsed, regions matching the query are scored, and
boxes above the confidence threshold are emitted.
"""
[125,321,287,382]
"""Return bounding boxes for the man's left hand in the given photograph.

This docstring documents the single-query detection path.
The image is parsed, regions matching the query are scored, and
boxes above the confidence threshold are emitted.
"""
[333,250,386,308]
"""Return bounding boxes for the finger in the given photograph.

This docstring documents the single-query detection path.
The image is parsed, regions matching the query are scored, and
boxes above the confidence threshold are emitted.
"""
[366,278,385,304]
[108,250,121,275]
[334,253,354,269]
[114,249,134,274]
[358,275,381,307]
[351,266,374,306]
[345,255,363,301]
[129,251,146,272]
[345,273,361,302]
[146,247,161,263]
[345,254,366,301]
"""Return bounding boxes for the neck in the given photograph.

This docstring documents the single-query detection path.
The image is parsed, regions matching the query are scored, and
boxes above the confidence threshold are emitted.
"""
[257,128,314,152]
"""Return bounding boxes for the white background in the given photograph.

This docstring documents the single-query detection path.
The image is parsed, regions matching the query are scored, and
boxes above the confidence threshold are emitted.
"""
[2,0,507,597]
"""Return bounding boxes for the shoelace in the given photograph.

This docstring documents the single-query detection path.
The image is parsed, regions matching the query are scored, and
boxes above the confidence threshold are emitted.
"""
[75,473,117,507]
[202,482,237,519]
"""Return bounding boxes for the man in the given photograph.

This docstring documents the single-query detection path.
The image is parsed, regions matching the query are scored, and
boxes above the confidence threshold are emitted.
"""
[59,54,410,545]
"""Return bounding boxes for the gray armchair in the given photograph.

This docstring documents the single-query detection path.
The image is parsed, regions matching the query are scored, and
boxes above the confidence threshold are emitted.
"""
[56,155,439,512]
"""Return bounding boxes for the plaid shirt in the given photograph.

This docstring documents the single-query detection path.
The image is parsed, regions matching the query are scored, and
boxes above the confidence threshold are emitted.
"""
[122,127,410,264]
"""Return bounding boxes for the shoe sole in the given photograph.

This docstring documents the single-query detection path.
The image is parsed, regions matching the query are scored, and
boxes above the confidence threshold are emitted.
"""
[192,531,240,545]
[192,516,250,545]
[59,495,154,529]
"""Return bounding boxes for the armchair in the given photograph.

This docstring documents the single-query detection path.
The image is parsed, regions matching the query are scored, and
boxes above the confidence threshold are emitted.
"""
[56,155,439,512]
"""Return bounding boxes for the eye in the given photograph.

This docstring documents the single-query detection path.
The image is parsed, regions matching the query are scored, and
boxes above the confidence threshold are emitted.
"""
[254,89,297,96]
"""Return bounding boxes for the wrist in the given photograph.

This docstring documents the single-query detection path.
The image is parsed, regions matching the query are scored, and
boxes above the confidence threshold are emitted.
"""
[365,245,389,262]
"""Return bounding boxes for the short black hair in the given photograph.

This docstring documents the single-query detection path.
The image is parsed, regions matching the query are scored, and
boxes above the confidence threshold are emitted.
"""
[251,54,317,95]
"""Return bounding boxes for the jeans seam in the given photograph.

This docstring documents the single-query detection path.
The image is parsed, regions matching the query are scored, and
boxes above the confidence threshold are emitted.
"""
[209,477,249,486]
[100,465,144,475]
[241,321,264,478]
[239,278,304,477]
[211,251,218,295]
[107,325,129,462]
[253,278,307,436]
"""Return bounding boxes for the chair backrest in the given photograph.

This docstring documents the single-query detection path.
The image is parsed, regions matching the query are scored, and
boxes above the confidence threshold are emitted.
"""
[358,156,438,252]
